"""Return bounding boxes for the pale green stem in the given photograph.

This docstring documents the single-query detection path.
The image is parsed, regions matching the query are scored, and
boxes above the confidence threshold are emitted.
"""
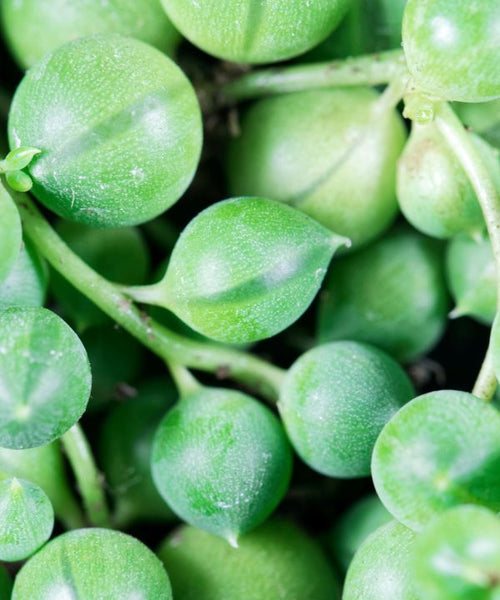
[61,424,111,528]
[219,49,406,103]
[168,362,202,397]
[435,102,500,401]
[13,192,285,402]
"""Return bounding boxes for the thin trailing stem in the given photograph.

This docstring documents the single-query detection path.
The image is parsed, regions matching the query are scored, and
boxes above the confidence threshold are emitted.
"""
[13,191,285,402]
[61,424,111,528]
[435,102,500,401]
[218,49,406,104]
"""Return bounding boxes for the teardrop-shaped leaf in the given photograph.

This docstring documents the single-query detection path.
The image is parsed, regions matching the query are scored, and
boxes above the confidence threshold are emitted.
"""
[0,307,92,449]
[0,477,54,562]
[446,234,496,325]
[151,387,293,544]
[0,442,83,529]
[0,180,22,284]
[12,528,172,599]
[372,390,500,531]
[156,196,347,343]
[412,505,500,600]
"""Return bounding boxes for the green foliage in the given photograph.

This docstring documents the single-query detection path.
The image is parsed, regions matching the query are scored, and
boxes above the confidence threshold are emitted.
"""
[412,505,500,599]
[397,122,484,239]
[446,234,496,324]
[51,221,150,331]
[328,494,393,571]
[158,519,340,599]
[0,238,48,309]
[160,0,349,63]
[1,0,180,70]
[0,478,54,561]
[402,0,500,102]
[12,528,172,599]
[343,520,418,599]
[99,377,178,526]
[160,197,346,343]
[8,35,202,227]
[317,226,449,362]
[279,341,414,477]
[228,87,406,249]
[151,387,292,544]
[372,390,500,531]
[0,307,91,448]
[0,180,22,284]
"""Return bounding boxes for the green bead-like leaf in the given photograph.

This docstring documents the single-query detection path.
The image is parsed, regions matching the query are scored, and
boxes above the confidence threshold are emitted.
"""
[152,387,293,544]
[228,88,407,249]
[158,519,340,600]
[402,0,500,102]
[0,442,82,528]
[0,238,48,309]
[0,478,54,562]
[446,234,496,325]
[8,35,202,227]
[343,520,418,600]
[158,196,347,343]
[0,307,91,449]
[412,505,500,600]
[160,0,349,63]
[318,226,448,362]
[397,122,484,239]
[279,341,414,478]
[1,0,180,70]
[12,528,172,600]
[100,377,177,526]
[0,181,22,284]
[372,390,500,531]
[328,494,393,572]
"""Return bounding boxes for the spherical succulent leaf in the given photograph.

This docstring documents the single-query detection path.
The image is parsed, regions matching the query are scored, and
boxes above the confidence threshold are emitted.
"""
[8,35,202,227]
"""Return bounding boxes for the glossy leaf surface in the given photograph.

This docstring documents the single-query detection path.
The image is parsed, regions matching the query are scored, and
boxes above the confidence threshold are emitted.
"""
[446,234,496,325]
[160,0,349,63]
[152,387,292,544]
[412,505,500,600]
[397,122,484,239]
[402,0,500,102]
[343,520,418,600]
[317,226,449,362]
[279,341,414,478]
[229,88,406,249]
[0,442,82,528]
[158,519,339,600]
[372,390,500,531]
[0,238,48,309]
[1,0,180,69]
[0,478,54,562]
[8,35,202,227]
[12,528,172,599]
[0,307,91,449]
[161,197,346,343]
[0,180,21,284]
